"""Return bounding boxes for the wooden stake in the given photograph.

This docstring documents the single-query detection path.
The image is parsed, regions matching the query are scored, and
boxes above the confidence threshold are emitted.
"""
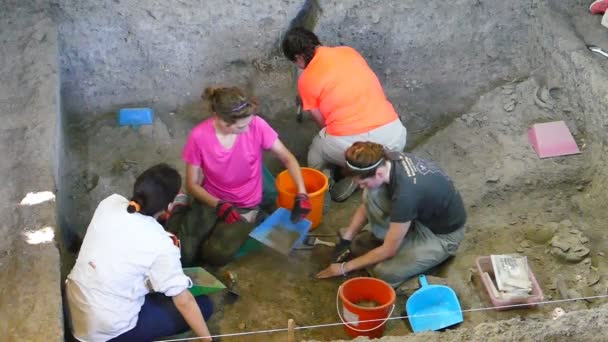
[287,318,296,342]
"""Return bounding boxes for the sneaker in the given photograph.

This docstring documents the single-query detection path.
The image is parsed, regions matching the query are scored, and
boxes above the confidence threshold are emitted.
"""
[330,177,359,202]
[159,193,190,225]
[168,192,189,211]
[590,0,608,14]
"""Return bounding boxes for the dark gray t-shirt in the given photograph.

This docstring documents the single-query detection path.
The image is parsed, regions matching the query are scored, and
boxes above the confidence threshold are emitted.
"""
[388,152,466,234]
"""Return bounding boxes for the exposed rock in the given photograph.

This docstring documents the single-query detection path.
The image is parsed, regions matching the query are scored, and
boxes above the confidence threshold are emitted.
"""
[550,230,591,263]
[524,225,556,244]
[586,269,601,287]
[486,175,500,183]
[503,100,516,112]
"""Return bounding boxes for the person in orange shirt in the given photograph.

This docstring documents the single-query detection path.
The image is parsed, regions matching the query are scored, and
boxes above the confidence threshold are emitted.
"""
[282,27,407,202]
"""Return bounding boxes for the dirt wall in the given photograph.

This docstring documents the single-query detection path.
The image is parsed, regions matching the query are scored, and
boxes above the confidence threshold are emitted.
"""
[0,2,64,341]
[52,0,535,134]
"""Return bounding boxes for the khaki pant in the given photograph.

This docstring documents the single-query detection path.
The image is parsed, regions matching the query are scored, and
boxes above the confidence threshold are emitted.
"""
[307,119,407,171]
[351,186,465,288]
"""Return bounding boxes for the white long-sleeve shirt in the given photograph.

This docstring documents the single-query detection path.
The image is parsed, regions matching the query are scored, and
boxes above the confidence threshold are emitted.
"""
[66,194,191,342]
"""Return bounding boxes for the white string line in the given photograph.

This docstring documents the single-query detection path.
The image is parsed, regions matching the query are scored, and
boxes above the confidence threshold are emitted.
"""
[155,293,608,342]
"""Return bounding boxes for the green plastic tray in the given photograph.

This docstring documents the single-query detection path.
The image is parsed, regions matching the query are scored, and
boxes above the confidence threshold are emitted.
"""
[183,267,226,296]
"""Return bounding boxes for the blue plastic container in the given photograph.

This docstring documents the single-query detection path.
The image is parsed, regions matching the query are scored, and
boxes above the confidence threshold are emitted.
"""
[118,108,154,126]
[406,275,463,333]
[249,207,311,255]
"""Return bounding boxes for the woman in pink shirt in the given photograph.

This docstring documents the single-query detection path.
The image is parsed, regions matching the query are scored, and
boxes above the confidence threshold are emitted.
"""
[166,86,310,266]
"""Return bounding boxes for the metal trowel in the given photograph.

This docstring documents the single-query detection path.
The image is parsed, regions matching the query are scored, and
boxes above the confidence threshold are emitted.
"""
[223,271,240,302]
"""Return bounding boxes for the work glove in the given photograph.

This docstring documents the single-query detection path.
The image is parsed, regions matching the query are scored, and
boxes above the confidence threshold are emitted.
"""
[291,193,311,223]
[333,236,352,263]
[216,201,242,224]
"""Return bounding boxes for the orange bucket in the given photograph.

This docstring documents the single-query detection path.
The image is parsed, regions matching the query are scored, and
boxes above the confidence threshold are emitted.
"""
[275,167,328,230]
[338,277,396,339]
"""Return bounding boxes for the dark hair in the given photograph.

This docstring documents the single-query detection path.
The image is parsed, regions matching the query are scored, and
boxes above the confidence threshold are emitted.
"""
[127,163,181,216]
[202,86,257,125]
[344,141,388,179]
[281,27,321,66]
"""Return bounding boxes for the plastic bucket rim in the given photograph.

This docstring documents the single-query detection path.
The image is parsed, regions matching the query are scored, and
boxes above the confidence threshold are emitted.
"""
[339,277,397,312]
[275,167,329,198]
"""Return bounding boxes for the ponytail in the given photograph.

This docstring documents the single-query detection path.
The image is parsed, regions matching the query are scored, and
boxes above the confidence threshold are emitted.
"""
[126,164,181,216]
[126,200,142,213]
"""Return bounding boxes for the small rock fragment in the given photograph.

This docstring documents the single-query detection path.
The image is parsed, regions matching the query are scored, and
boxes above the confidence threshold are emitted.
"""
[486,176,500,183]
[551,307,565,320]
[502,84,516,94]
[550,238,571,252]
[503,100,516,112]
[587,269,601,287]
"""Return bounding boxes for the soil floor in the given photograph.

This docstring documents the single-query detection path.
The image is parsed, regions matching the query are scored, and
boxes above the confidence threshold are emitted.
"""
[60,77,608,342]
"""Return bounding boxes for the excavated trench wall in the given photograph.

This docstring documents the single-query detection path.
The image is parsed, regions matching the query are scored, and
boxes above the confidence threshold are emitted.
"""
[54,0,534,133]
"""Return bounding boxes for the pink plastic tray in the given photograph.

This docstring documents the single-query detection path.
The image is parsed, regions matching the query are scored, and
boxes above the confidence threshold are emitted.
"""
[476,256,544,310]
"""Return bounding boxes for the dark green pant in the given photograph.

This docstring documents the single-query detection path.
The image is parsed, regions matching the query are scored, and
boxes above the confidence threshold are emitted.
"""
[166,200,252,267]
[167,196,277,267]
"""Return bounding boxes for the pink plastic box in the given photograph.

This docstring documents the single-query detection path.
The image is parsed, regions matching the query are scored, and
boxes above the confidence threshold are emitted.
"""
[476,256,544,310]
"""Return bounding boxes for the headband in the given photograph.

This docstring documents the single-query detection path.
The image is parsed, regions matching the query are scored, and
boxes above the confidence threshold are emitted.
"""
[128,201,141,213]
[345,158,384,172]
[231,102,249,112]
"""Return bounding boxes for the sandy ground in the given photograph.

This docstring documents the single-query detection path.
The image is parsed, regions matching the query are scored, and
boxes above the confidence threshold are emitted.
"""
[59,73,608,341]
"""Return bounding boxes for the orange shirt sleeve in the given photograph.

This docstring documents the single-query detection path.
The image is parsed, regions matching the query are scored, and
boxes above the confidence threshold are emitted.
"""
[298,73,320,111]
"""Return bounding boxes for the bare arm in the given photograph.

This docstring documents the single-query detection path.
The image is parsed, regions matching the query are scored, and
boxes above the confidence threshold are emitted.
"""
[269,139,307,194]
[172,290,212,342]
[185,163,220,207]
[340,204,368,240]
[308,109,325,128]
[344,221,410,272]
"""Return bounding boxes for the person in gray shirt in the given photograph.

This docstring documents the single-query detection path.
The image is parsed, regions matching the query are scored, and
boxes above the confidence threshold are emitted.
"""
[317,142,466,287]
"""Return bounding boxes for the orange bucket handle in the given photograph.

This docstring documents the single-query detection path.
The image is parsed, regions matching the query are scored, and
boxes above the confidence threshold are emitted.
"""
[336,284,396,333]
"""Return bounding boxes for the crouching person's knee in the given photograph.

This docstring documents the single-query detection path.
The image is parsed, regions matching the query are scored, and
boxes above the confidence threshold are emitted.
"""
[370,262,405,288]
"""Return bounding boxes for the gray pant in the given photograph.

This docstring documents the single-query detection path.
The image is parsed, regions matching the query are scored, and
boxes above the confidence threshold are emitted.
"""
[307,119,407,171]
[351,186,465,287]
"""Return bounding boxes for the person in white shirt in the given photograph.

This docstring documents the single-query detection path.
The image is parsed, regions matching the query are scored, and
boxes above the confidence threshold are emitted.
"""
[65,164,213,342]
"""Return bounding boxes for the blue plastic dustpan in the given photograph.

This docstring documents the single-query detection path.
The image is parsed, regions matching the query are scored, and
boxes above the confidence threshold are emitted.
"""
[406,275,463,333]
[249,208,311,255]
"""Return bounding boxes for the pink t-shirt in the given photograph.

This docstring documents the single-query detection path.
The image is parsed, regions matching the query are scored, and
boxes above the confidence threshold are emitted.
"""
[182,116,278,208]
